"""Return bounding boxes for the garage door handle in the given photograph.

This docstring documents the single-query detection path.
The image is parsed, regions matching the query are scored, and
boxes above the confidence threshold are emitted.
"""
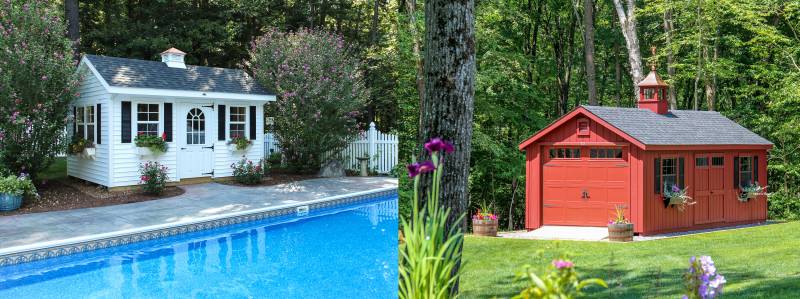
[582,190,589,199]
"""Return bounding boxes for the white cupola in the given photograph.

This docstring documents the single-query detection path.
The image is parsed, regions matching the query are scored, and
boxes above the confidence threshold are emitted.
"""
[160,47,187,69]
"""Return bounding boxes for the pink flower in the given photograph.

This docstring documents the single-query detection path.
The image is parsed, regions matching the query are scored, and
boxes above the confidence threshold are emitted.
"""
[552,259,574,269]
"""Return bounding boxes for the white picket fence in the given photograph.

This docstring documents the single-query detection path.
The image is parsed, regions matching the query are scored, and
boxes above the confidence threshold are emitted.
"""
[264,122,399,174]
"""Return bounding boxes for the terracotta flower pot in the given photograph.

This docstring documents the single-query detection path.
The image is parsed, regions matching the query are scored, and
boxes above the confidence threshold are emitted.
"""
[472,219,498,237]
[608,223,633,242]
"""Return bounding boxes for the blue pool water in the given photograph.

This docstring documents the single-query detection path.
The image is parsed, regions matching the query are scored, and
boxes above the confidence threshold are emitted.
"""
[0,194,398,298]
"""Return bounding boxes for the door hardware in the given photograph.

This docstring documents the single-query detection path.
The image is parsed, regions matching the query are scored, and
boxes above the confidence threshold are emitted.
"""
[201,105,215,110]
[202,145,214,150]
[581,190,589,199]
[201,170,214,176]
[180,147,187,150]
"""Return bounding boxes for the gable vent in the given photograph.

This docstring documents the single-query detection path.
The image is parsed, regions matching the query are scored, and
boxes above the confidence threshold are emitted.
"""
[160,47,187,69]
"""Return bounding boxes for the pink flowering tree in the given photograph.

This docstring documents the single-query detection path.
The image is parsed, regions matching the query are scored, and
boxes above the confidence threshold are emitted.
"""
[0,0,79,178]
[248,28,367,171]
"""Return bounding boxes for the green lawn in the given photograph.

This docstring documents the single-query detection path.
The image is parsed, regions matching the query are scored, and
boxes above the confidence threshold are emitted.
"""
[37,157,67,182]
[461,222,800,298]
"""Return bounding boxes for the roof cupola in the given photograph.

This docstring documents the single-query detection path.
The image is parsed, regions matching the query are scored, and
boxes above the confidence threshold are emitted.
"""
[160,47,187,69]
[637,47,669,114]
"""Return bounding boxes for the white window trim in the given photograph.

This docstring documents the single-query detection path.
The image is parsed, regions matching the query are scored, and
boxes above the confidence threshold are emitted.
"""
[86,105,96,142]
[76,106,85,139]
[229,106,248,139]
[134,102,161,137]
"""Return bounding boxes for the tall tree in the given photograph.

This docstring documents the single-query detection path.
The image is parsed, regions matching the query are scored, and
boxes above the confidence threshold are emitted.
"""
[419,0,476,291]
[612,0,644,99]
[662,4,677,109]
[64,0,80,59]
[405,0,425,129]
[583,0,597,105]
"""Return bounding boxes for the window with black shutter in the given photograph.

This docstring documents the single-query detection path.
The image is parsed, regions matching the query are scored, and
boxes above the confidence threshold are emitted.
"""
[163,103,173,142]
[217,105,226,141]
[121,101,132,143]
[249,106,257,140]
[96,104,102,144]
[654,158,661,194]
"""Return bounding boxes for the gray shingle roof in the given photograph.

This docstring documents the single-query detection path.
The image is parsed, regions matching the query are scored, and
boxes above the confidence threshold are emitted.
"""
[582,105,772,145]
[85,54,272,95]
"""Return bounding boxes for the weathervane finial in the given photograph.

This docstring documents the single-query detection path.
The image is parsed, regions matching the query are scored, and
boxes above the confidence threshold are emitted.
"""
[650,46,657,71]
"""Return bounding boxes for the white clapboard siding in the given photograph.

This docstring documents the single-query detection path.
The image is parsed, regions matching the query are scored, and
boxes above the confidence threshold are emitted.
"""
[214,104,264,177]
[66,68,111,186]
[265,122,399,174]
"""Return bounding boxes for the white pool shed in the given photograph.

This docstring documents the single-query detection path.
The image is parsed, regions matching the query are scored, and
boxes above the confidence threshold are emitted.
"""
[68,48,275,188]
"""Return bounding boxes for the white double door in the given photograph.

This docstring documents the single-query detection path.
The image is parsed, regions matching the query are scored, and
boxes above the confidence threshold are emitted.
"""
[177,103,215,179]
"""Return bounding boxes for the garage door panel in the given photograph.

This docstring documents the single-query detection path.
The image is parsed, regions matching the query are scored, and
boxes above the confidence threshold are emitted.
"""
[542,159,630,227]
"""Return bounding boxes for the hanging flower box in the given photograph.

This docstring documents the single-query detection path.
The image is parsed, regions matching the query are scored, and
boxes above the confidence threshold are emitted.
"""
[80,147,96,160]
[227,135,252,152]
[738,182,767,202]
[135,133,167,157]
[663,184,696,212]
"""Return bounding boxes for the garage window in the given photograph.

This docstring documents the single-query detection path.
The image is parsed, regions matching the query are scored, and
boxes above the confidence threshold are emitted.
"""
[549,147,581,159]
[590,148,622,159]
[734,156,758,188]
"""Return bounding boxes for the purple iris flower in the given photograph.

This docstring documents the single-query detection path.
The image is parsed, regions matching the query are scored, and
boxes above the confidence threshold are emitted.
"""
[406,160,436,178]
[424,138,455,154]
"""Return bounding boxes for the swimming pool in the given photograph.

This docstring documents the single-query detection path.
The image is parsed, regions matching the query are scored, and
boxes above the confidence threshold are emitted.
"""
[0,193,398,298]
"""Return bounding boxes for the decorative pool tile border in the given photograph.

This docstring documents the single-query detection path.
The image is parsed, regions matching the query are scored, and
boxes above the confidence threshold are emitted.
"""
[0,189,397,267]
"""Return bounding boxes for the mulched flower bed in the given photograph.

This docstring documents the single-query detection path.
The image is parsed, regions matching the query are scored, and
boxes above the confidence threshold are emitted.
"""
[0,178,185,216]
[216,174,318,187]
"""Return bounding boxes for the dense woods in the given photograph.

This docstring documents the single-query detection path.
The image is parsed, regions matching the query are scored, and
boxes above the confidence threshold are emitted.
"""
[66,0,800,226]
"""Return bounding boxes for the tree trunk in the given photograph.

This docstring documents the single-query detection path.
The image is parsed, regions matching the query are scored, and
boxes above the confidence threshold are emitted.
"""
[611,0,644,100]
[663,6,677,109]
[65,0,80,60]
[420,0,476,292]
[705,30,718,111]
[406,0,425,131]
[508,177,518,231]
[583,0,597,105]
[368,0,381,45]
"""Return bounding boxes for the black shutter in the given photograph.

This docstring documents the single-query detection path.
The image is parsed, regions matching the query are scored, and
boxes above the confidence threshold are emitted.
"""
[96,104,102,144]
[121,101,132,143]
[249,106,257,140]
[753,155,759,183]
[654,158,661,194]
[218,105,226,140]
[733,156,740,188]
[678,157,685,188]
[163,103,173,142]
[72,106,77,137]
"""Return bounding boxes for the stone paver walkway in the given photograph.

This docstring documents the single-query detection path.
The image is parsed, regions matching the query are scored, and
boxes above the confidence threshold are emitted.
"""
[0,177,396,255]
[500,226,610,241]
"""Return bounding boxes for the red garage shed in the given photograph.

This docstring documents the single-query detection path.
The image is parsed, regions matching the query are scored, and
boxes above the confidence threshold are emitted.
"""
[518,68,772,235]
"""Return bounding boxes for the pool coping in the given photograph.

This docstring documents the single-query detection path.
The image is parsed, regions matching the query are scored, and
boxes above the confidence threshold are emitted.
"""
[0,186,397,267]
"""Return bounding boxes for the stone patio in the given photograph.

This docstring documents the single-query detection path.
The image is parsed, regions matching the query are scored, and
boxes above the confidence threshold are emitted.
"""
[0,177,397,255]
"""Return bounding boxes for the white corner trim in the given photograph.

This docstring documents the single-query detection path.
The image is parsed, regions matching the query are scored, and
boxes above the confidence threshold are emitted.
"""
[78,57,113,92]
[108,86,274,102]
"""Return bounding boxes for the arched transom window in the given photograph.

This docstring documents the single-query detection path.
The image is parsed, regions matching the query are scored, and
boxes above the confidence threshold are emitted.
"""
[186,108,206,145]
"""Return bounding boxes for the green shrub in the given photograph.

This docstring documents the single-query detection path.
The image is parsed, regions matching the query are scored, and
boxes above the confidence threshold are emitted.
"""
[231,158,265,185]
[249,28,367,171]
[768,191,800,220]
[0,174,37,197]
[0,0,80,178]
[139,161,169,195]
[134,133,168,153]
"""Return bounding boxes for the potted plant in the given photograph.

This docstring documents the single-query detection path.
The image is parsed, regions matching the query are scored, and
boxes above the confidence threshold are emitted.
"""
[134,132,168,156]
[0,174,37,211]
[472,204,498,237]
[663,184,696,211]
[227,134,252,152]
[67,136,96,159]
[608,205,633,242]
[738,181,767,202]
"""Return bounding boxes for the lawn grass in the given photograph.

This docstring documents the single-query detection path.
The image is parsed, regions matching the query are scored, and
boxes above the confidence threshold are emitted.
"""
[36,157,66,182]
[461,222,800,298]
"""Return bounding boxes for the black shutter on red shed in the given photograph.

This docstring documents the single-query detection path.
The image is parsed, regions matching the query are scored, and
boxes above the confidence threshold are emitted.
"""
[121,101,131,143]
[163,103,173,142]
[654,158,661,194]
[249,106,256,140]
[733,156,740,188]
[96,104,102,144]
[753,156,759,183]
[218,105,226,140]
[678,157,685,188]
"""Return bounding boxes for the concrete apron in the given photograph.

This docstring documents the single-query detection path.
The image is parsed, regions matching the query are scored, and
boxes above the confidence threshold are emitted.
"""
[500,226,610,241]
